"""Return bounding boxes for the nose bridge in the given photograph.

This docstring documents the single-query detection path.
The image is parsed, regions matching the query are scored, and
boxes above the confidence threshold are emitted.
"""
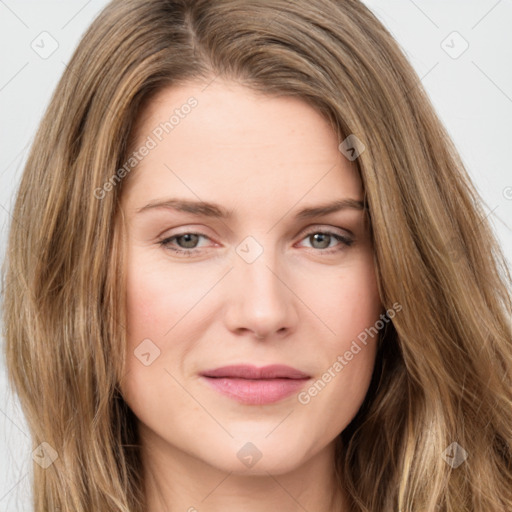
[236,234,286,305]
[226,234,297,337]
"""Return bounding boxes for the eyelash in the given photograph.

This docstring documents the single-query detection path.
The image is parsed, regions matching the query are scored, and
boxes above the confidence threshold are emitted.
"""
[158,229,354,257]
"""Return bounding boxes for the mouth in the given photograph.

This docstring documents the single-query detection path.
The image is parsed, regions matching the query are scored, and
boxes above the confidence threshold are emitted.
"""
[199,364,311,405]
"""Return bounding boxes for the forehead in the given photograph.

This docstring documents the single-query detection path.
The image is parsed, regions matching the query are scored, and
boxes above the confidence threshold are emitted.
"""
[123,79,362,210]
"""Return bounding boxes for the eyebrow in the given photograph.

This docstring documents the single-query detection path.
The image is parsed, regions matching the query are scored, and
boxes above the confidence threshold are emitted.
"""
[136,198,367,220]
[136,197,366,219]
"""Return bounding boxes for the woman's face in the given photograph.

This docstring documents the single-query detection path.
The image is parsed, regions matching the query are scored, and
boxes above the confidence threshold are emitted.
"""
[119,79,382,475]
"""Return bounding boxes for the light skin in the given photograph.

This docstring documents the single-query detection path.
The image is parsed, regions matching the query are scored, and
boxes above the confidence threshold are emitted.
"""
[118,78,382,512]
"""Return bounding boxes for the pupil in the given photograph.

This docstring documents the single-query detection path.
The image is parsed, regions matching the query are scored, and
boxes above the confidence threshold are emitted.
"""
[312,233,330,249]
[179,234,198,248]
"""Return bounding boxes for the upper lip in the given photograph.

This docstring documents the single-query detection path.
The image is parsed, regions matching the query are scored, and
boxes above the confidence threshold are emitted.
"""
[200,364,310,380]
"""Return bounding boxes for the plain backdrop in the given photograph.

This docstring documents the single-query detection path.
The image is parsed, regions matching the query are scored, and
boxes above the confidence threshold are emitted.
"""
[1,1,511,510]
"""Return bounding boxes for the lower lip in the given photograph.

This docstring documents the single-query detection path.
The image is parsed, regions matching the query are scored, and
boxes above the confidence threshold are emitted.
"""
[200,376,310,405]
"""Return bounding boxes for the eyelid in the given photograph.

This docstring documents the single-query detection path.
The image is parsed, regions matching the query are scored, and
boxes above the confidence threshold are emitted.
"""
[159,231,216,249]
[298,223,354,238]
[159,224,352,243]
[296,227,354,251]
[156,224,217,239]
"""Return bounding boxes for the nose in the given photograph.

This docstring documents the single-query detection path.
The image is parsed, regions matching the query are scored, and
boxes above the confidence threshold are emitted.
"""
[223,240,299,340]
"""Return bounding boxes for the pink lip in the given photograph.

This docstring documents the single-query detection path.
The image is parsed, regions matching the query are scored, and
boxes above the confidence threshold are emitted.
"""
[200,364,311,405]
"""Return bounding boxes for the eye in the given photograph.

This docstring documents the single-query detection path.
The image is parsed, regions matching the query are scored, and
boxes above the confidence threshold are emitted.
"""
[297,229,354,254]
[158,232,210,257]
[158,227,354,257]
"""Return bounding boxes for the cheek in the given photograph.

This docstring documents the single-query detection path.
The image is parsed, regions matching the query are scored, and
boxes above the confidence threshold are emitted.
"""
[124,273,161,349]
[121,249,221,396]
[121,263,188,423]
[297,255,381,409]
[340,264,381,340]
[305,254,381,345]
[121,255,184,396]
[124,255,204,341]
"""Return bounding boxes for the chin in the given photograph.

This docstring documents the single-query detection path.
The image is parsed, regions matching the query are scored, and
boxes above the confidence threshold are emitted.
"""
[195,434,314,476]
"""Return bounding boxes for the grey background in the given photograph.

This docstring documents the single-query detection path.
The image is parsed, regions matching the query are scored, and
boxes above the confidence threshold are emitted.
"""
[1,1,511,509]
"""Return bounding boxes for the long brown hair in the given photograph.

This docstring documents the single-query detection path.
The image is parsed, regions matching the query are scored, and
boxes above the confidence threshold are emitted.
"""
[2,0,511,510]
